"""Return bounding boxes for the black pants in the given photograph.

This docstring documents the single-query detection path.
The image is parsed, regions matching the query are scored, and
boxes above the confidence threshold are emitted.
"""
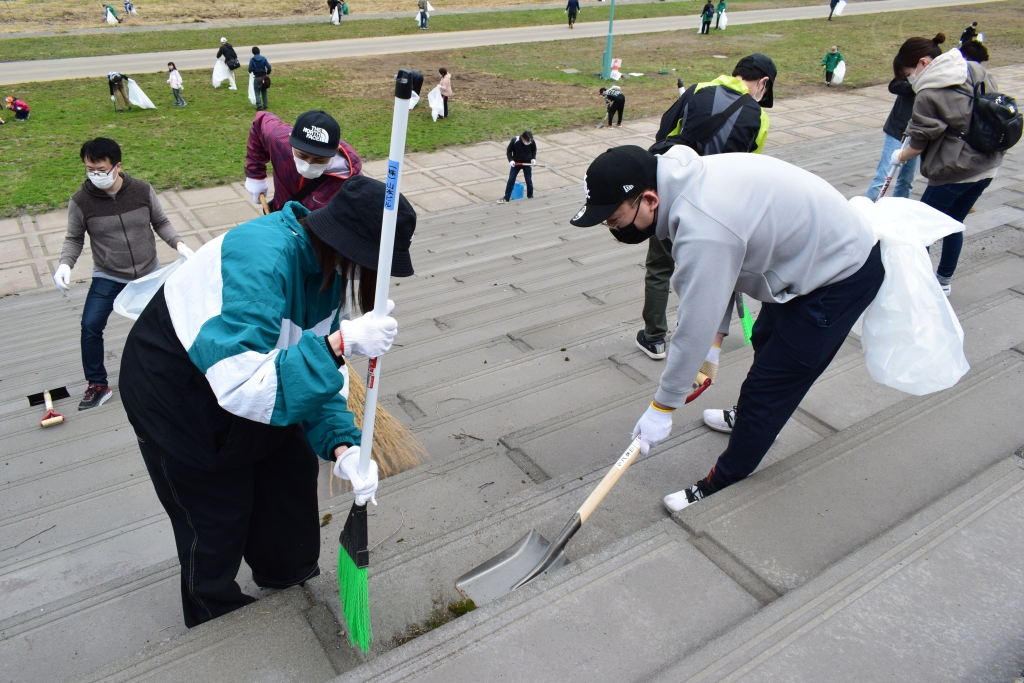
[504,165,533,200]
[701,20,711,33]
[710,243,884,488]
[825,70,834,84]
[136,426,321,628]
[442,95,448,118]
[568,10,577,25]
[607,96,624,125]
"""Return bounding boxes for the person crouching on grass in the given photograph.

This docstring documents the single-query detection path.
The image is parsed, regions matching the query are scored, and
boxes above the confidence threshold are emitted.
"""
[118,176,416,628]
[569,145,883,511]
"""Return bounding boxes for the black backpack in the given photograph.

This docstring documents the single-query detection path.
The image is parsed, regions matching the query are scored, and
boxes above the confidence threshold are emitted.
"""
[649,91,754,156]
[956,77,1022,153]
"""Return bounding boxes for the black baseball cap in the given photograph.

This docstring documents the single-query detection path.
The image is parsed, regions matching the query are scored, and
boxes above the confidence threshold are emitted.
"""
[735,53,777,108]
[569,146,659,227]
[305,175,417,277]
[290,110,341,157]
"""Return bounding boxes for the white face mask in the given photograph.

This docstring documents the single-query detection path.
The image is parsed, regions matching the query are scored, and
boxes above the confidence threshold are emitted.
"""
[293,153,330,179]
[87,168,118,190]
[906,73,918,86]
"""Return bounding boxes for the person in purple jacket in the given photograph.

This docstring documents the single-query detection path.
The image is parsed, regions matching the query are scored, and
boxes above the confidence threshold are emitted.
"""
[244,110,363,213]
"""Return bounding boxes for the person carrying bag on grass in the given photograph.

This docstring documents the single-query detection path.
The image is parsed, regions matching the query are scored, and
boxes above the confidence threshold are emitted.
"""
[248,46,272,111]
[216,37,240,90]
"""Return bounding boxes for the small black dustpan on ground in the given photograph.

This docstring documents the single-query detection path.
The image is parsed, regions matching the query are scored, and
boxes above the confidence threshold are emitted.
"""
[456,437,642,605]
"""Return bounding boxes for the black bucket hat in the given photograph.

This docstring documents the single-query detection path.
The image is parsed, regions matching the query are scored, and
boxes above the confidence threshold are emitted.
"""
[305,175,417,277]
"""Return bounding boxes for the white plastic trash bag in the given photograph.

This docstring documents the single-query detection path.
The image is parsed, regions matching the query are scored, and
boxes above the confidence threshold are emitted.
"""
[833,60,847,84]
[427,85,444,122]
[331,6,340,24]
[248,72,257,105]
[105,7,119,24]
[126,78,156,109]
[409,90,420,110]
[719,11,728,29]
[212,57,232,88]
[834,0,846,14]
[113,259,184,320]
[849,196,970,395]
[427,1,435,10]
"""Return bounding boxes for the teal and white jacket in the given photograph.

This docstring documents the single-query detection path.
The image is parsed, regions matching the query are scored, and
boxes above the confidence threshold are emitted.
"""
[163,201,360,460]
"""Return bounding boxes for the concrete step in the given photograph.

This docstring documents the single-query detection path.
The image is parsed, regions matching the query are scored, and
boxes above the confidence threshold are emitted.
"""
[324,350,1024,683]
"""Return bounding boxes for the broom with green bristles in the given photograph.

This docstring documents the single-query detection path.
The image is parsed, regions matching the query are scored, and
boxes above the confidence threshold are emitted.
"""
[337,68,414,653]
[736,292,755,345]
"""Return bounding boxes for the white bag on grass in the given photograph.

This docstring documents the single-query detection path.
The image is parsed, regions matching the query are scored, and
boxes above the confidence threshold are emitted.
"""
[427,84,444,121]
[834,0,846,14]
[126,78,156,109]
[212,57,231,88]
[331,6,340,24]
[409,90,420,109]
[427,2,435,10]
[105,7,119,24]
[113,259,184,320]
[832,60,846,84]
[248,72,257,105]
[849,196,970,395]
[719,11,728,29]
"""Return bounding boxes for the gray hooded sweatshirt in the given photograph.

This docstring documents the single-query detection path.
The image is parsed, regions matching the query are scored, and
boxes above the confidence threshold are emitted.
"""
[653,146,875,407]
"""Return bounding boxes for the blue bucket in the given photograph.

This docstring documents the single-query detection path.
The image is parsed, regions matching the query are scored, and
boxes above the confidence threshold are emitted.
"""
[511,182,525,200]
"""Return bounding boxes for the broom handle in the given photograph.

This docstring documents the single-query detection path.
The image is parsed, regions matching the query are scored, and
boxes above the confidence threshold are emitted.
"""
[576,437,643,523]
[358,69,413,480]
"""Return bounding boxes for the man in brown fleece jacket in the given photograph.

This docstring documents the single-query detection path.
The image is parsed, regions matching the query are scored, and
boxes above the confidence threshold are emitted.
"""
[55,137,194,410]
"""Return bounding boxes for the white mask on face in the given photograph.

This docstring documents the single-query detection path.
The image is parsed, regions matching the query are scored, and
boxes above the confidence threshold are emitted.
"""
[88,168,118,190]
[293,153,330,179]
[907,73,918,85]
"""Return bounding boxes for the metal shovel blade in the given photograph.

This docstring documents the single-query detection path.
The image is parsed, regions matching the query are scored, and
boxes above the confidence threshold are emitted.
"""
[455,529,570,605]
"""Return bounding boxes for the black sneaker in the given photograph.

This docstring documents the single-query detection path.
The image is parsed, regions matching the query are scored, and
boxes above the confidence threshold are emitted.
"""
[663,476,719,512]
[635,330,667,360]
[79,383,112,411]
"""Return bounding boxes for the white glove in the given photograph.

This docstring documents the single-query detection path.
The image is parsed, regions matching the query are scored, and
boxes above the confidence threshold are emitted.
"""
[176,242,194,259]
[111,95,116,101]
[631,402,674,456]
[333,446,379,506]
[890,148,905,167]
[54,264,71,292]
[531,159,537,166]
[245,177,269,205]
[339,300,397,358]
[509,160,516,167]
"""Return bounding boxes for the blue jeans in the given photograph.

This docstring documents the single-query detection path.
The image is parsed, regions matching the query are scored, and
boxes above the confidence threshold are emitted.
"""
[254,81,268,108]
[419,10,427,27]
[920,177,992,279]
[865,134,918,201]
[503,165,533,200]
[82,277,128,386]
[710,243,884,488]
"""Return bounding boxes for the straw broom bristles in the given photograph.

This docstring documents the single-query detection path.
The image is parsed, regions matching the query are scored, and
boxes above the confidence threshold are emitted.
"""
[343,359,426,479]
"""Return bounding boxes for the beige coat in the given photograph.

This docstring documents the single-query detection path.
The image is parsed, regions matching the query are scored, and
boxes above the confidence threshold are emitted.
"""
[904,50,1004,186]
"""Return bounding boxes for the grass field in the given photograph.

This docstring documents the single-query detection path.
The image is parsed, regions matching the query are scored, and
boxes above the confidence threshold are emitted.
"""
[0,0,824,62]
[2,0,1022,217]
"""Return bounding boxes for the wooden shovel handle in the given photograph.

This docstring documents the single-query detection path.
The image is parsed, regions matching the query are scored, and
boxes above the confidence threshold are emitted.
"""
[577,437,643,523]
[259,193,271,215]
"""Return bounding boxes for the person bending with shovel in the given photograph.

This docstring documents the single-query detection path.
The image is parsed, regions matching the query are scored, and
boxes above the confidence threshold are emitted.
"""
[569,145,883,511]
[118,176,416,627]
[245,109,362,213]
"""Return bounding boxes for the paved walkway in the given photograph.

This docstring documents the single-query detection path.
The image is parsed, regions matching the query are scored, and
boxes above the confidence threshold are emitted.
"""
[4,62,1023,298]
[0,0,678,39]
[0,0,1000,85]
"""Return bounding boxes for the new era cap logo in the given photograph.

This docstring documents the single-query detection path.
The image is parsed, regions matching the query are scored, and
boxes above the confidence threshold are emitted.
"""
[583,173,590,200]
[303,125,329,143]
[573,207,587,221]
[623,184,634,193]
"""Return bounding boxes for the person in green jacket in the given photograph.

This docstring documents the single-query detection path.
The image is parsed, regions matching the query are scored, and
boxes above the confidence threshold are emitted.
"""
[822,45,844,85]
[700,0,714,33]
[715,0,726,29]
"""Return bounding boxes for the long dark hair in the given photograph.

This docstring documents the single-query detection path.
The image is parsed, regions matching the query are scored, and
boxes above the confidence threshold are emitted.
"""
[300,218,377,314]
[893,33,946,79]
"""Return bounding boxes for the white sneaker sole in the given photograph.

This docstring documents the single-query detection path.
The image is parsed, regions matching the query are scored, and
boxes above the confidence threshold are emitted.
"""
[636,337,667,360]
[81,389,113,411]
[663,490,696,513]
[703,410,734,434]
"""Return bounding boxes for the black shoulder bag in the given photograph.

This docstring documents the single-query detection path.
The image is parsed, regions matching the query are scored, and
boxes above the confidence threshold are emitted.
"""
[649,93,754,156]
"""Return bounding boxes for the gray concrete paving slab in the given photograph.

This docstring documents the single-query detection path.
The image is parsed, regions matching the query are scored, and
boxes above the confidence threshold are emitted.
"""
[333,521,760,683]
[78,586,338,683]
[679,351,1024,595]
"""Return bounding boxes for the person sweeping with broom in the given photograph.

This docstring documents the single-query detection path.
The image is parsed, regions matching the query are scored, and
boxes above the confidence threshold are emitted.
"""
[118,175,417,629]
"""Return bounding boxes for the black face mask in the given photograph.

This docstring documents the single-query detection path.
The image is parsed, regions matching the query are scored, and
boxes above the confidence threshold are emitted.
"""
[609,222,654,244]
